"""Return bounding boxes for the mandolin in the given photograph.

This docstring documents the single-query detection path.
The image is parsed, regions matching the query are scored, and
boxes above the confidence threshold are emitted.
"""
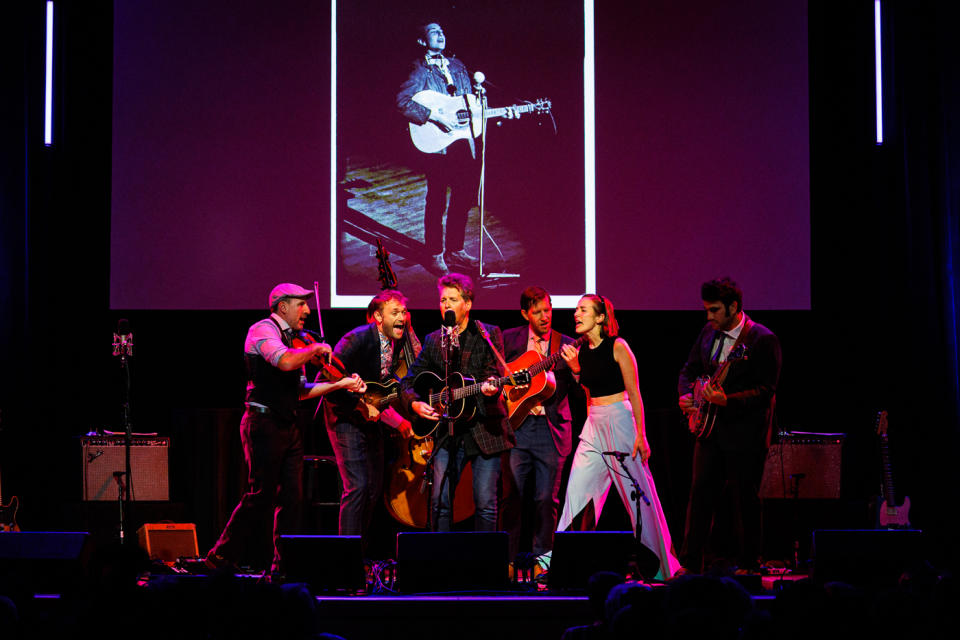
[689,344,748,439]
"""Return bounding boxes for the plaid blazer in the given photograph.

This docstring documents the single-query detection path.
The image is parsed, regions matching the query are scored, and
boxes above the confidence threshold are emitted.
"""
[401,319,514,455]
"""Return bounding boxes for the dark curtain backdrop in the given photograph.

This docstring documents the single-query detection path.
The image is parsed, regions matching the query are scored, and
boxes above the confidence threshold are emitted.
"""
[2,0,958,569]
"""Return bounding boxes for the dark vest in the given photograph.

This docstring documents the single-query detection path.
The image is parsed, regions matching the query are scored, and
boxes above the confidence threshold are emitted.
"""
[245,321,301,423]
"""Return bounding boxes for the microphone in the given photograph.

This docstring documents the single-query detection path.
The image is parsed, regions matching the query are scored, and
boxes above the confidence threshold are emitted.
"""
[442,310,459,348]
[112,319,134,357]
[602,450,629,459]
[473,70,486,95]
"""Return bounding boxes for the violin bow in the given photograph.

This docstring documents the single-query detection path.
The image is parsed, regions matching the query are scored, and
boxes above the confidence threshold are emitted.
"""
[313,280,326,344]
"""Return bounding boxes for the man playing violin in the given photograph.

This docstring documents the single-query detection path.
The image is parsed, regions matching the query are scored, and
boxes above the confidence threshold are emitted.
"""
[206,283,365,575]
[323,290,420,552]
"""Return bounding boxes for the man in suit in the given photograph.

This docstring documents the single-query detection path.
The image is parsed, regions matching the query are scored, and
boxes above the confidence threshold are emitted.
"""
[324,290,417,551]
[401,272,514,531]
[500,286,581,561]
[678,277,782,573]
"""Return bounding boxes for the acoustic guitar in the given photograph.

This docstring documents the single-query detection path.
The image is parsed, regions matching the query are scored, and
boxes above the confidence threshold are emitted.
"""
[503,335,586,429]
[410,369,531,438]
[875,410,911,528]
[408,90,552,153]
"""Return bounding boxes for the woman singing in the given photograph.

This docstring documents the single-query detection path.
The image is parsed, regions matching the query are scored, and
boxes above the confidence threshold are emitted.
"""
[558,294,682,580]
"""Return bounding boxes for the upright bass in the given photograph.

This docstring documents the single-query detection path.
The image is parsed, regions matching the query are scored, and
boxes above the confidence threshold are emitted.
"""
[375,241,474,527]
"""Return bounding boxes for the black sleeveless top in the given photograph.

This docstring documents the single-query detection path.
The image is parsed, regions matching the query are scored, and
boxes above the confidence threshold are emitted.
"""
[577,337,626,397]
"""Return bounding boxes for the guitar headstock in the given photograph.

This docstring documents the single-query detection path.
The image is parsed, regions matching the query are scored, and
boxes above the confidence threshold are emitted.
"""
[533,98,552,114]
[875,410,889,436]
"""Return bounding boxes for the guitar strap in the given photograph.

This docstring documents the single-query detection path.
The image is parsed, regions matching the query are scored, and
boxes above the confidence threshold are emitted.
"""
[474,320,511,377]
[549,330,561,356]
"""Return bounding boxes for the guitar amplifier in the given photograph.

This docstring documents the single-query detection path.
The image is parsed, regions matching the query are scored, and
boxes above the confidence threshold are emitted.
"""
[759,432,844,499]
[81,436,170,501]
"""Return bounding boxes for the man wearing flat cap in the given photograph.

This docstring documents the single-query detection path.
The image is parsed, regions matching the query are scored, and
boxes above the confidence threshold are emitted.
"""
[206,283,365,574]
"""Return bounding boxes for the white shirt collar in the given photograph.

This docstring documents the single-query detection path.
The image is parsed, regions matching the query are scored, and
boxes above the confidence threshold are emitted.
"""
[723,312,746,340]
[270,312,292,332]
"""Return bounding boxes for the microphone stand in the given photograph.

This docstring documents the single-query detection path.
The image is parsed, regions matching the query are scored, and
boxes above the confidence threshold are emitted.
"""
[112,325,135,544]
[473,73,518,282]
[608,452,650,541]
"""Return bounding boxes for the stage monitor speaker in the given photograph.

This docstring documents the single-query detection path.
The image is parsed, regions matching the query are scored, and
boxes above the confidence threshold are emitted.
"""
[137,522,199,563]
[0,532,91,596]
[82,436,170,501]
[548,531,634,591]
[280,535,364,592]
[760,435,843,499]
[812,529,924,588]
[396,531,508,593]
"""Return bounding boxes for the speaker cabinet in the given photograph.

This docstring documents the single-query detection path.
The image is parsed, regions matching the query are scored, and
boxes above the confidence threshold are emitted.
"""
[137,522,199,563]
[280,535,364,592]
[396,532,508,593]
[812,529,924,588]
[0,532,91,596]
[548,531,634,590]
[760,435,844,499]
[82,436,169,501]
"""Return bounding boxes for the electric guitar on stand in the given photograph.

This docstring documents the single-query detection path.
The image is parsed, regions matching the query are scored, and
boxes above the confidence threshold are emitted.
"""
[875,410,911,528]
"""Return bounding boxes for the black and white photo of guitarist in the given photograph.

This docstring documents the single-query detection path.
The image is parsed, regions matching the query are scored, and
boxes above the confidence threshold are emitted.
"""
[396,22,521,276]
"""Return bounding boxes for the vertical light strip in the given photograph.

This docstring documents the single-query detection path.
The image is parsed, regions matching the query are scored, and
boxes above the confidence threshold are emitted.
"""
[874,0,883,144]
[44,1,54,146]
[583,0,597,295]
[555,0,596,308]
[329,0,340,306]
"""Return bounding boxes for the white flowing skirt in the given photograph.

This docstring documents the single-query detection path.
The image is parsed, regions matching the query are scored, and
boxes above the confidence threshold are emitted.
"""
[557,400,682,580]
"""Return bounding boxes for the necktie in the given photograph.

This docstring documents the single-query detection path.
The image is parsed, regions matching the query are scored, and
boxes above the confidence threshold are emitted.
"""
[711,331,727,363]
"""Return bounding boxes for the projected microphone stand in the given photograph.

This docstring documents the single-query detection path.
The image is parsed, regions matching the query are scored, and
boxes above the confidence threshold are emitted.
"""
[112,325,135,544]
[473,75,519,283]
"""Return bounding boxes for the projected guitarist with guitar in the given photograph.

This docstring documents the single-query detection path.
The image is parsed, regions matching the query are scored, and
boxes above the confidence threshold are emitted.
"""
[677,278,781,574]
[322,289,420,551]
[400,273,516,531]
[397,22,546,276]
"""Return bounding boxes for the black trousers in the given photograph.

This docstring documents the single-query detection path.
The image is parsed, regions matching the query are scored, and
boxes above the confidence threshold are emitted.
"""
[422,140,479,255]
[209,408,303,570]
[680,438,766,572]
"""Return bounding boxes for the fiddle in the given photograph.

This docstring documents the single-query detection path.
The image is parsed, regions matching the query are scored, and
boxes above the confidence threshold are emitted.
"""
[291,328,347,381]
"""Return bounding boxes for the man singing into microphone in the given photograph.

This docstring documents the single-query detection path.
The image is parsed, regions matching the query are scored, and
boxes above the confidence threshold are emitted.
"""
[400,273,514,531]
[396,21,519,275]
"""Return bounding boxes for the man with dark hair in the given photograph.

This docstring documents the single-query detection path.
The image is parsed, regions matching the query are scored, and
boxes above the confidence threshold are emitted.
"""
[401,273,514,531]
[677,277,781,573]
[207,283,365,573]
[324,290,420,551]
[397,22,518,275]
[500,286,581,561]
